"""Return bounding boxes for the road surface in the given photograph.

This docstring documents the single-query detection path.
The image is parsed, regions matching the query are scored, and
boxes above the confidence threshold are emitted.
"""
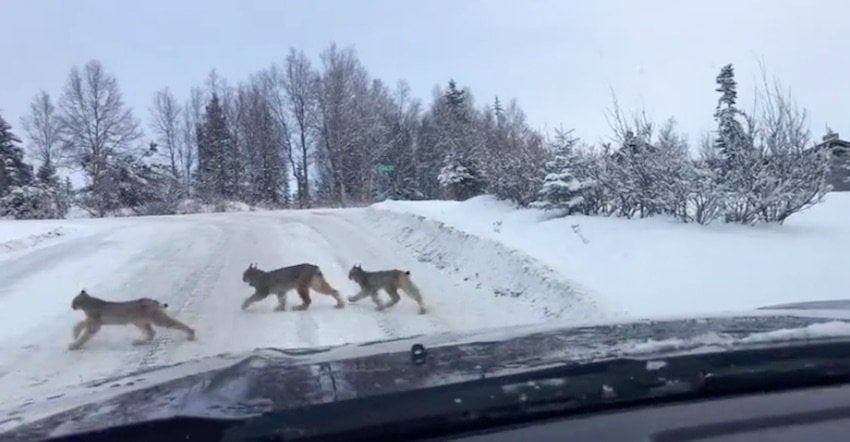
[0,208,599,414]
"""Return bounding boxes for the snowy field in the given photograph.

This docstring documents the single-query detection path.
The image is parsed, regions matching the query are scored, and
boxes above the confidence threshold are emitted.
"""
[1,194,849,429]
[376,192,850,318]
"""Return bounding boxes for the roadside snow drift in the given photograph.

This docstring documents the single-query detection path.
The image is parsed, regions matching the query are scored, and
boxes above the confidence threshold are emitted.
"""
[375,193,850,318]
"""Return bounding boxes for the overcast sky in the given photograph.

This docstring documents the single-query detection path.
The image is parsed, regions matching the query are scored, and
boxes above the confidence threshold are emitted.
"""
[1,0,847,148]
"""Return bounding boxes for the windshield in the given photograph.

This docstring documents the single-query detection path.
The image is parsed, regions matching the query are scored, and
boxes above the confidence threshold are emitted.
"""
[0,0,848,438]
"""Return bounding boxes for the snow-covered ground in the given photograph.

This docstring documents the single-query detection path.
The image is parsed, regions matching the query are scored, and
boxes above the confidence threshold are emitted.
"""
[1,194,849,431]
[375,193,850,318]
[0,207,605,421]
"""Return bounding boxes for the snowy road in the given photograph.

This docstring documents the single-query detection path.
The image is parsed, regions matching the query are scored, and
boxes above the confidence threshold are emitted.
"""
[0,208,601,412]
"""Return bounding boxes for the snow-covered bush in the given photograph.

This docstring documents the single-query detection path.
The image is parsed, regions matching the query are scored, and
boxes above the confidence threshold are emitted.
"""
[0,185,66,219]
[712,64,830,225]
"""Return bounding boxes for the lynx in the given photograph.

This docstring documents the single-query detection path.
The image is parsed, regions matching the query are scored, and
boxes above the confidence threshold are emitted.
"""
[347,265,428,314]
[69,290,195,350]
[241,263,344,311]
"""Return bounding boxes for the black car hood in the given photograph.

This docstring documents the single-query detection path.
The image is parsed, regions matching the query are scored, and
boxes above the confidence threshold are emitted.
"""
[4,305,850,441]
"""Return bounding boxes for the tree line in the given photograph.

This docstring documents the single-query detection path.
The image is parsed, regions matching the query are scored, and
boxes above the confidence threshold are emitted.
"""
[0,43,831,225]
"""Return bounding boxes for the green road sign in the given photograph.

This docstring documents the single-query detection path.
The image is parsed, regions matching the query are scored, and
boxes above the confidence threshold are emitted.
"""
[377,164,395,173]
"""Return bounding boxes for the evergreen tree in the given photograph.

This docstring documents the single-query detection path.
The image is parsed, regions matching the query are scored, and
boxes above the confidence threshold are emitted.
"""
[195,94,237,200]
[533,132,594,214]
[0,113,34,197]
[432,80,487,200]
[36,156,59,187]
[711,64,761,223]
[0,112,67,219]
[713,64,750,161]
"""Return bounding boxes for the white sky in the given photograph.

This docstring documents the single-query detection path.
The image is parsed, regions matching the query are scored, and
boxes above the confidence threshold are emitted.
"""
[1,0,848,147]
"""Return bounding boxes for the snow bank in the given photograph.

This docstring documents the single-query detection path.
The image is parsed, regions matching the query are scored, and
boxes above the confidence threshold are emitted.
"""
[174,199,254,214]
[0,221,86,258]
[363,207,616,322]
[374,193,850,318]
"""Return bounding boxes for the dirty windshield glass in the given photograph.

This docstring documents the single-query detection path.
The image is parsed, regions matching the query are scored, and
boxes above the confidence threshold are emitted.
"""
[0,0,848,438]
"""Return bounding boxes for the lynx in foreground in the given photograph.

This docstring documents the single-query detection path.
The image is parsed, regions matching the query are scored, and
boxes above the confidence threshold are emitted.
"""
[69,290,196,350]
[241,263,345,311]
[347,265,428,314]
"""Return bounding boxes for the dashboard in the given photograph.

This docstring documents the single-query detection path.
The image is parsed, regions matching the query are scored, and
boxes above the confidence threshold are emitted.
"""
[449,383,850,441]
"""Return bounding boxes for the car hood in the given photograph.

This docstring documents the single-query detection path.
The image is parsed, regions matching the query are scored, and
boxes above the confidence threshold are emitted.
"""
[4,303,850,440]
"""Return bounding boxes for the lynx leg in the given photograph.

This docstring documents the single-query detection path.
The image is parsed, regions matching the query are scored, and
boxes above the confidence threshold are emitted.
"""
[274,292,288,311]
[383,287,402,310]
[310,275,344,308]
[347,290,370,303]
[132,322,156,346]
[68,321,101,350]
[72,320,87,339]
[369,291,385,310]
[401,281,428,314]
[241,290,267,311]
[152,313,196,341]
[292,285,312,311]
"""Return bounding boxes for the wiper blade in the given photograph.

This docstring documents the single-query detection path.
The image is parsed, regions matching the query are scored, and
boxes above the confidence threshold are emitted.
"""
[223,339,850,441]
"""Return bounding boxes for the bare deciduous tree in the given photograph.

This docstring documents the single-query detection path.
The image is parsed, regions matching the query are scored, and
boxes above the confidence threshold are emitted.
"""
[281,49,319,208]
[58,60,141,194]
[20,91,63,171]
[150,87,183,182]
[180,87,203,190]
[316,44,371,205]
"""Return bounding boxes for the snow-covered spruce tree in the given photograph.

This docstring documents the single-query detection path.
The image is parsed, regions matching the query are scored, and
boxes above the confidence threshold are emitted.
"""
[437,152,487,201]
[195,93,237,201]
[426,80,487,201]
[712,64,761,223]
[532,129,595,215]
[0,113,34,196]
[0,113,67,219]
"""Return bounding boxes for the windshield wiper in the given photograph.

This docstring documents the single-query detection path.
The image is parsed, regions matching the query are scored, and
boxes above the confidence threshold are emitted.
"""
[222,338,850,441]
